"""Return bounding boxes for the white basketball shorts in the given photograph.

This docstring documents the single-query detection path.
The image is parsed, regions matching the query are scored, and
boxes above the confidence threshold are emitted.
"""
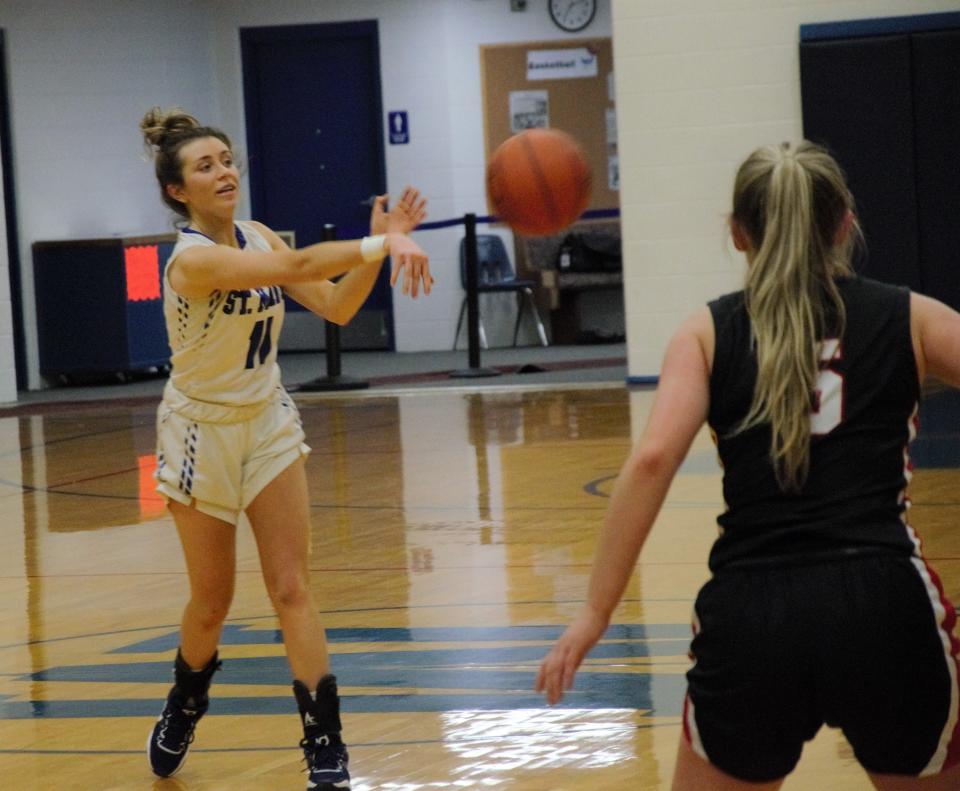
[154,387,310,525]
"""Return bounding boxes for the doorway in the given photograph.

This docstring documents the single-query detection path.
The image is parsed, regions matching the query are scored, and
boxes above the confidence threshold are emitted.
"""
[240,21,391,350]
[800,12,960,310]
[0,30,26,389]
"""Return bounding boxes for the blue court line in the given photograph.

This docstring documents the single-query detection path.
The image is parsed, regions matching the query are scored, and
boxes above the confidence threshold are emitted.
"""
[346,207,623,235]
[583,473,617,498]
[109,624,691,656]
[12,622,692,720]
[414,217,471,231]
[109,623,692,653]
[30,643,690,686]
[0,724,669,755]
[1,682,685,719]
[0,598,698,651]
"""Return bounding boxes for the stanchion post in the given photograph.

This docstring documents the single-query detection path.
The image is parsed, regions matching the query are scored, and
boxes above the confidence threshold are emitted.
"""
[295,223,370,392]
[451,213,500,379]
[324,319,341,378]
[322,224,344,379]
[465,213,481,369]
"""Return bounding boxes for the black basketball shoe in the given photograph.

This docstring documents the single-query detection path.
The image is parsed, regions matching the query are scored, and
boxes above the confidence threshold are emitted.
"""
[300,732,351,790]
[293,675,350,790]
[147,649,220,778]
[147,689,208,777]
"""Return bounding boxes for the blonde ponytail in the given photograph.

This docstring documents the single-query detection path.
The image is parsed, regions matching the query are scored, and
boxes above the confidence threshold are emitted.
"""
[732,142,859,491]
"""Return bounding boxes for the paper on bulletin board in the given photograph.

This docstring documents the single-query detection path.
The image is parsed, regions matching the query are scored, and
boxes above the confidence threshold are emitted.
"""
[608,155,619,191]
[510,90,549,132]
[605,108,617,145]
[527,48,598,80]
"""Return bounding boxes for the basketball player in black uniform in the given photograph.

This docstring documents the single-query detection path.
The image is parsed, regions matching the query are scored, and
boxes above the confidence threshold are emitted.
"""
[537,141,959,790]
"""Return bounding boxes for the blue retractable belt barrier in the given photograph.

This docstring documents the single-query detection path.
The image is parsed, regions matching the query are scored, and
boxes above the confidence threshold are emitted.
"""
[297,208,622,385]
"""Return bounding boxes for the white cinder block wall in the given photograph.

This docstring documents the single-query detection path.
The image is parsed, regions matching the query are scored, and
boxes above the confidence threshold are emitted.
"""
[0,0,217,394]
[0,0,614,396]
[209,0,614,353]
[611,0,960,379]
[2,1,956,394]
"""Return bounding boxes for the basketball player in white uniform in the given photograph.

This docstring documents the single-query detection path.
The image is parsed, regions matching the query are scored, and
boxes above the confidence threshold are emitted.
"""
[140,106,431,790]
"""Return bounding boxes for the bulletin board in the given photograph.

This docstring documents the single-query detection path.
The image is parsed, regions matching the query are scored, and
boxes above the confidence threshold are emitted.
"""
[479,37,618,214]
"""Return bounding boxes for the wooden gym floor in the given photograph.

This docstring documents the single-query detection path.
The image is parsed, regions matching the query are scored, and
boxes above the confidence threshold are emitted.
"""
[0,382,957,790]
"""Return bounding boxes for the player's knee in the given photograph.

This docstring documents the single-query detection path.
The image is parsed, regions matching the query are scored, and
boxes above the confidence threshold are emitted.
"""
[266,573,311,613]
[189,593,232,630]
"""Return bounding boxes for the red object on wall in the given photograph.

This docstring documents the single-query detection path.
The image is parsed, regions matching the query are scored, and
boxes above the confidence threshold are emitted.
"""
[125,245,161,302]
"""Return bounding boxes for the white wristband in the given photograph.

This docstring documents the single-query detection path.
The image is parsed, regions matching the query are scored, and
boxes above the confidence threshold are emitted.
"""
[360,234,388,263]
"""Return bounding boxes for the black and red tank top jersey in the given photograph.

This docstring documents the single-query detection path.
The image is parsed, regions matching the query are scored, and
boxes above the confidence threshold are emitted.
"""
[707,276,920,571]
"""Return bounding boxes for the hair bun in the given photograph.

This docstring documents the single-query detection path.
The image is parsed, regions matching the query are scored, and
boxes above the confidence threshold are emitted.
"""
[140,106,201,149]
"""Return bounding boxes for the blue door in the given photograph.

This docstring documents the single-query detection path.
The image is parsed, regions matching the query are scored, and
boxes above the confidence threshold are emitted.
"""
[241,21,392,349]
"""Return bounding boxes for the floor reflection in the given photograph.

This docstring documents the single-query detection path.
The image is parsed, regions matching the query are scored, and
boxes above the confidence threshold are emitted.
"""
[441,708,641,773]
[0,383,957,789]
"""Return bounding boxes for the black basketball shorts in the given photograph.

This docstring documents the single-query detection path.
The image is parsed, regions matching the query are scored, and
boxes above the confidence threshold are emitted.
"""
[683,552,960,782]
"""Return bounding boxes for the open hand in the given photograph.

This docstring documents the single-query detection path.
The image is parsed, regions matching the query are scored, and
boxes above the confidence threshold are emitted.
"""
[369,194,390,236]
[535,605,609,705]
[387,233,433,298]
[369,187,427,236]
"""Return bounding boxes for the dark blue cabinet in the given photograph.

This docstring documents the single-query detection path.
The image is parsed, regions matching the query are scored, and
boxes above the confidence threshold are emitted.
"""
[33,235,175,379]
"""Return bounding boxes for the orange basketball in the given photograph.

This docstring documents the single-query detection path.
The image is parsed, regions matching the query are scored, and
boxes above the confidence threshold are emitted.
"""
[486,129,593,236]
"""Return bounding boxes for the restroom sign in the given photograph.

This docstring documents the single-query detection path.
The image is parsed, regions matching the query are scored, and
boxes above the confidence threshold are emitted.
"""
[388,111,409,144]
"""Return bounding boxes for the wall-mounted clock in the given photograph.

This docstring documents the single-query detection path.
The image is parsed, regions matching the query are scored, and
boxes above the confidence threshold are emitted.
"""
[548,0,597,33]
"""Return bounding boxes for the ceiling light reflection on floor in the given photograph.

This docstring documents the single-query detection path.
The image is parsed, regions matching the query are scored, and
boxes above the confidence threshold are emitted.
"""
[442,708,638,777]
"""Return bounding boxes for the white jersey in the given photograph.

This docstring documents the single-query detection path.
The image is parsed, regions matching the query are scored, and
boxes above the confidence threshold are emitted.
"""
[163,221,284,409]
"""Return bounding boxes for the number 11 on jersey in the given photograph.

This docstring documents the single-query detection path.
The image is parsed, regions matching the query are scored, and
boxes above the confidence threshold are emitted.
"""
[245,316,274,369]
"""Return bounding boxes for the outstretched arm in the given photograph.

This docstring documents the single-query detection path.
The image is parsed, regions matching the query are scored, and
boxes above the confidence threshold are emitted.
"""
[536,306,714,705]
[168,231,402,300]
[277,188,432,324]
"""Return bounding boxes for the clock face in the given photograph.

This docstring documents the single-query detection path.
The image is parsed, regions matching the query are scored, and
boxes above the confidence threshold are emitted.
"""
[549,0,597,33]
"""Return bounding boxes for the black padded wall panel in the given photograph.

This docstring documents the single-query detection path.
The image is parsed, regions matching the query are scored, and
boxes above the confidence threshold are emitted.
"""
[800,36,923,292]
[912,29,960,310]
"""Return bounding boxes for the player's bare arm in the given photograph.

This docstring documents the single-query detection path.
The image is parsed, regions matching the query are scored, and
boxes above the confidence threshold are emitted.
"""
[265,190,432,322]
[911,291,960,387]
[537,308,713,705]
[169,231,430,301]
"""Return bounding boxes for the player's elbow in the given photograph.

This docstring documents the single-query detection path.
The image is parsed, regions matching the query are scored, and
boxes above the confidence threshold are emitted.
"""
[324,308,350,326]
[625,440,677,482]
[321,296,356,326]
[285,250,315,282]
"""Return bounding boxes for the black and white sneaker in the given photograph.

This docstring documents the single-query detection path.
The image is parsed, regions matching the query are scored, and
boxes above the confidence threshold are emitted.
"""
[300,732,351,790]
[147,692,208,778]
